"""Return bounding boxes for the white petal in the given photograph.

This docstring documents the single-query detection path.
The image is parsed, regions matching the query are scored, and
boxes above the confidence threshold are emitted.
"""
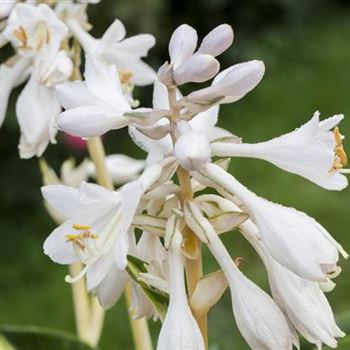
[110,34,155,57]
[86,253,113,291]
[55,81,95,109]
[93,264,128,309]
[174,54,219,85]
[41,185,80,218]
[198,24,234,56]
[168,24,198,67]
[84,56,130,111]
[99,19,126,48]
[57,105,129,138]
[43,219,80,264]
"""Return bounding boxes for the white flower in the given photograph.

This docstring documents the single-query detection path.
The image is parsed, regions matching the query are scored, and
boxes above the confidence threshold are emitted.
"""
[211,111,348,190]
[17,47,72,158]
[240,218,345,349]
[88,154,145,185]
[0,57,31,127]
[4,3,68,56]
[42,162,164,307]
[166,24,234,85]
[56,56,131,138]
[157,230,205,350]
[66,18,156,85]
[185,203,293,350]
[202,162,348,282]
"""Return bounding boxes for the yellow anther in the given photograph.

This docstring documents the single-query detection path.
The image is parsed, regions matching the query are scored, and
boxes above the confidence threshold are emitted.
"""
[65,234,78,242]
[82,231,98,239]
[119,69,133,85]
[13,26,28,48]
[331,127,347,172]
[73,224,91,231]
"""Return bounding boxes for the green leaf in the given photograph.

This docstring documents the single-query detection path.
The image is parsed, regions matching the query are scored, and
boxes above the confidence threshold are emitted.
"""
[126,255,169,321]
[0,325,100,350]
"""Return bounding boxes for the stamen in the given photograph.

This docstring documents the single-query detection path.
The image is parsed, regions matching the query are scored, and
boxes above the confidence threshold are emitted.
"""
[73,224,91,230]
[65,265,88,284]
[119,69,133,85]
[330,127,348,172]
[13,26,28,48]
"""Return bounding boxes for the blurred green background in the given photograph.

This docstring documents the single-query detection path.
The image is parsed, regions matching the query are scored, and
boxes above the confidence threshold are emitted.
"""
[1,0,350,349]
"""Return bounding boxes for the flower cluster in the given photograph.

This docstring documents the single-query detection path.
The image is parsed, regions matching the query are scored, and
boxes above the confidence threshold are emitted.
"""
[2,2,348,349]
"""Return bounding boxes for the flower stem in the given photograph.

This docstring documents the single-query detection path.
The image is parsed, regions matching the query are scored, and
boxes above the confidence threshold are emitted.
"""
[176,166,208,349]
[86,137,153,349]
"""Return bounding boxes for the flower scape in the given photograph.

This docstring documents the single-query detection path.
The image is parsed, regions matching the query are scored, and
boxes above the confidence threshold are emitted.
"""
[0,1,349,349]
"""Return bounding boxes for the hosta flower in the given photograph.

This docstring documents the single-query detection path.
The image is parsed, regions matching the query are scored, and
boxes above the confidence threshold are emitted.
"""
[211,111,348,190]
[66,18,155,85]
[17,47,73,158]
[185,203,293,350]
[42,162,164,307]
[157,230,205,350]
[4,3,68,56]
[202,162,348,282]
[56,56,132,138]
[239,218,345,349]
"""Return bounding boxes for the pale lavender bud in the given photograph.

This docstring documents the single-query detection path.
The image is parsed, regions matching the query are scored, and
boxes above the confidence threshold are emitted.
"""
[173,54,219,85]
[198,24,234,57]
[169,24,198,68]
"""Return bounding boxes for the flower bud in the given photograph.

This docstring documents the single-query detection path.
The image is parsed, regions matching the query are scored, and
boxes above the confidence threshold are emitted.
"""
[198,24,234,57]
[174,132,211,171]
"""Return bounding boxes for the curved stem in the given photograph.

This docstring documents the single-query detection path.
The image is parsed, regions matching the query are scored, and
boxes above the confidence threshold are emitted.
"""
[87,137,153,349]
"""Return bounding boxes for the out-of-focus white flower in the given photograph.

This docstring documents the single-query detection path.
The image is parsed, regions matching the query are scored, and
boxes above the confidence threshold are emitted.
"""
[185,202,293,350]
[88,154,145,185]
[211,111,348,190]
[240,218,345,349]
[0,57,31,127]
[66,18,155,85]
[0,0,16,19]
[157,230,205,350]
[56,56,132,138]
[17,47,73,158]
[202,162,348,282]
[165,24,233,85]
[4,3,68,56]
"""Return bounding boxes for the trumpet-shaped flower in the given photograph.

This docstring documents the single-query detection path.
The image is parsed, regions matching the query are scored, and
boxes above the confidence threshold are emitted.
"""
[56,56,132,138]
[240,218,345,349]
[157,230,205,350]
[66,18,156,85]
[202,162,348,282]
[4,3,68,56]
[185,203,293,350]
[211,111,348,190]
[42,162,164,307]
